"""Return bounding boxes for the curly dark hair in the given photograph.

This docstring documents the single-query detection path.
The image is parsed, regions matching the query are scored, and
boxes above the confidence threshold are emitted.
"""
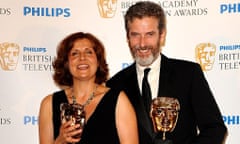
[124,1,166,38]
[52,32,109,87]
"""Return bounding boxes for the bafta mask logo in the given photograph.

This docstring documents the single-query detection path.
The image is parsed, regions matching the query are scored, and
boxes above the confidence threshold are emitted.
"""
[0,42,20,71]
[195,43,216,71]
[150,97,180,141]
[97,0,117,18]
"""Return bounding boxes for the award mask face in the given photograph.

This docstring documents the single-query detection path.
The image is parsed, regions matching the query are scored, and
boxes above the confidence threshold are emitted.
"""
[60,103,86,138]
[150,97,180,133]
[97,0,117,18]
[195,43,216,71]
[0,42,20,71]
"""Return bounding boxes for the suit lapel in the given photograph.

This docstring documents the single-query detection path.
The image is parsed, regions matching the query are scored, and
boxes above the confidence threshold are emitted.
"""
[126,64,155,138]
[158,54,172,97]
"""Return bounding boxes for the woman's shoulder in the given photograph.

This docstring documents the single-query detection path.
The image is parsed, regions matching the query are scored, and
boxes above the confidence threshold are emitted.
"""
[40,94,53,108]
[40,89,67,107]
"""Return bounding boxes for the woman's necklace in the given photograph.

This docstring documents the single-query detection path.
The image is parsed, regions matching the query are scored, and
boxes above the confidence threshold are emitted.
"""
[72,85,98,108]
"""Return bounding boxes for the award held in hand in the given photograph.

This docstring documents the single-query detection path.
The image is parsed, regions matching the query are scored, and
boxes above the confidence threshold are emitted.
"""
[60,103,86,139]
[150,97,180,144]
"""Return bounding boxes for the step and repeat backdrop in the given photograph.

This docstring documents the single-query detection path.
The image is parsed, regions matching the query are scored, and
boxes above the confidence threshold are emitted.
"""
[0,0,239,143]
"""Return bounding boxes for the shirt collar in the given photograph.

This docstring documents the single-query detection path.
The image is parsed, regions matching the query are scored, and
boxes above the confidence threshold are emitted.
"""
[136,53,161,74]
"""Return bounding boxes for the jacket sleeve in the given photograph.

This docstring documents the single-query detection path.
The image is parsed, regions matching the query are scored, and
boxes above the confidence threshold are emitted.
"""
[190,64,227,144]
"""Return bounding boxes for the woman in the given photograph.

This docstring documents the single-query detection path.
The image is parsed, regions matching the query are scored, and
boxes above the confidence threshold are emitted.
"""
[39,32,138,144]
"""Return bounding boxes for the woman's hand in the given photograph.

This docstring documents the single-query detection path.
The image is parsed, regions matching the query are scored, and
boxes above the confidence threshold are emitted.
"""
[55,120,82,144]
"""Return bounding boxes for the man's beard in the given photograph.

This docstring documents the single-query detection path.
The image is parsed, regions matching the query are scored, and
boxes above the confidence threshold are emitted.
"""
[132,45,158,66]
[135,52,154,66]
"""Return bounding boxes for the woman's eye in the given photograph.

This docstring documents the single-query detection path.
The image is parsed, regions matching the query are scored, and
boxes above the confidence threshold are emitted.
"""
[85,50,93,55]
[71,52,78,56]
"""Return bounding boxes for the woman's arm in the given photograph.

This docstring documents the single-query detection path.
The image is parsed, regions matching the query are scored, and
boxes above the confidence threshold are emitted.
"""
[39,95,55,144]
[116,91,139,144]
[39,94,82,144]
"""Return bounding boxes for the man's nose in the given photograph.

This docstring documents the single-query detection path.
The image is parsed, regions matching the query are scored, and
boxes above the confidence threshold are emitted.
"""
[139,36,146,47]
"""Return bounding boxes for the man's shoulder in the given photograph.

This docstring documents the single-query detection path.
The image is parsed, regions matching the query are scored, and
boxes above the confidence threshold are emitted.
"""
[166,56,200,69]
[161,55,202,74]
[111,63,135,78]
[107,63,135,87]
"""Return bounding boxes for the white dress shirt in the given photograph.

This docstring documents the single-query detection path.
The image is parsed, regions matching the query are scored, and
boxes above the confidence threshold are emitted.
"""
[136,54,161,99]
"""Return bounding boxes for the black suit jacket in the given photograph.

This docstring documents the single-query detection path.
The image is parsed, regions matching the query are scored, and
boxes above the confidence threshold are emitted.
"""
[107,54,227,144]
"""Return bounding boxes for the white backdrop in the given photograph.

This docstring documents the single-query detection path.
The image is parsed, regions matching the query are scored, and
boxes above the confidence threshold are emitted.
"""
[0,0,239,143]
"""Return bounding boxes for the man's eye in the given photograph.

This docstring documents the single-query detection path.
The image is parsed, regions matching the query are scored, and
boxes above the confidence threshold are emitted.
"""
[146,32,154,37]
[130,32,139,38]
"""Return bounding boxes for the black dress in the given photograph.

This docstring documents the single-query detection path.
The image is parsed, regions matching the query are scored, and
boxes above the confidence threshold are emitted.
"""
[52,88,120,144]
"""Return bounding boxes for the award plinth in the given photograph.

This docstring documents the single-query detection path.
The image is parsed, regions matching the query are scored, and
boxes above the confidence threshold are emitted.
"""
[154,139,173,144]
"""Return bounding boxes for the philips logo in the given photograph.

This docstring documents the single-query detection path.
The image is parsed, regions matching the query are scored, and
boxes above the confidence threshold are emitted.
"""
[23,47,47,53]
[23,6,71,17]
[24,116,38,125]
[223,115,240,125]
[219,44,240,51]
[220,3,240,14]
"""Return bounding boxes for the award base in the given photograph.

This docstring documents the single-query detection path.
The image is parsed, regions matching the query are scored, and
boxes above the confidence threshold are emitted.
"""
[154,139,173,144]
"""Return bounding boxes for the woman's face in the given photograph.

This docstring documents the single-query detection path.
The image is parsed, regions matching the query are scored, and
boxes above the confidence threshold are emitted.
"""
[68,38,98,82]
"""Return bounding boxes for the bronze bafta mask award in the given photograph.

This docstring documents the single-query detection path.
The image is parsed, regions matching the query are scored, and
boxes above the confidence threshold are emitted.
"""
[150,97,180,144]
[60,103,86,138]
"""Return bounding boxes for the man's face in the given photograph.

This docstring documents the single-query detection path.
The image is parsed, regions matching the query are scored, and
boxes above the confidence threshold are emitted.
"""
[98,0,117,18]
[127,17,165,66]
[197,44,216,71]
[1,44,20,70]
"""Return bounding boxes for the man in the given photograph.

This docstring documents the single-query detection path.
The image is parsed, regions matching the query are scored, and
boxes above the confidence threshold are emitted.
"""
[107,1,227,144]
